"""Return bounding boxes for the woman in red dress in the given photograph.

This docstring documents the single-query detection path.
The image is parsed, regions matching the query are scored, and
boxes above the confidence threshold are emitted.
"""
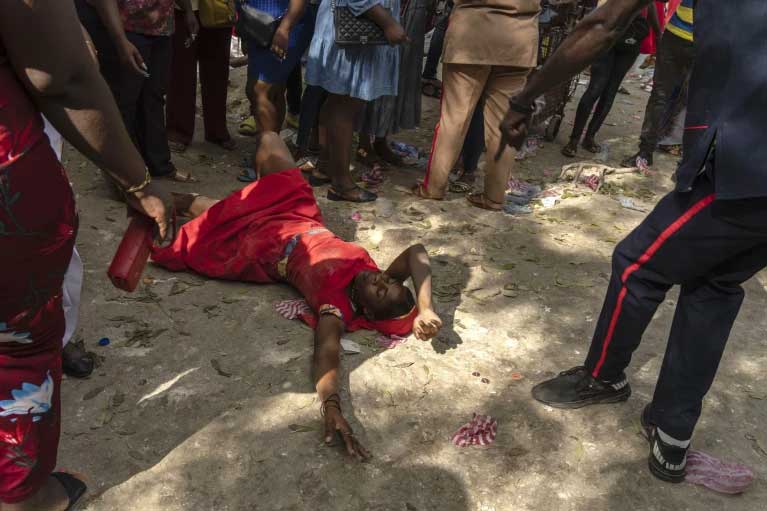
[154,132,443,458]
[0,1,172,509]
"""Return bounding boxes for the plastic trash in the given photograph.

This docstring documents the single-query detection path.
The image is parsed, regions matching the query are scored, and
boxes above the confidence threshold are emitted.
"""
[98,337,110,347]
[340,338,361,354]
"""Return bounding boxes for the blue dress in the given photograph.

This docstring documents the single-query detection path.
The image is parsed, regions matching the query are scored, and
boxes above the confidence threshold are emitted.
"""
[305,0,400,102]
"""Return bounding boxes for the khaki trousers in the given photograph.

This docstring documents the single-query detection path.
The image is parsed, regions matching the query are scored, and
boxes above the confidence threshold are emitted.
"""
[424,64,529,203]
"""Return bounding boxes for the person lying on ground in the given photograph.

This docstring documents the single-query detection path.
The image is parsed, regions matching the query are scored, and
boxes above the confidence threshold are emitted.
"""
[152,132,443,460]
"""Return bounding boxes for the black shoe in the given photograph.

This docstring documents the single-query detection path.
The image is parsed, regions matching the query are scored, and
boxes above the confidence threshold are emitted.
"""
[531,366,631,409]
[621,152,653,168]
[641,405,688,483]
[63,341,95,379]
[51,472,87,511]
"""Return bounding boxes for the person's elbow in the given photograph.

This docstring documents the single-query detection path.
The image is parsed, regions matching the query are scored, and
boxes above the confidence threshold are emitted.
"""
[21,60,89,100]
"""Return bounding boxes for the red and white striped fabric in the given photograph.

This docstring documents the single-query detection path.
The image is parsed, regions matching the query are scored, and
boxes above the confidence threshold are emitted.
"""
[273,299,312,320]
[685,449,754,494]
[451,414,498,447]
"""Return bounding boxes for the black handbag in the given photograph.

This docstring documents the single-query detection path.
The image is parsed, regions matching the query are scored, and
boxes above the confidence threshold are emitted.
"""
[235,1,281,47]
[332,0,388,46]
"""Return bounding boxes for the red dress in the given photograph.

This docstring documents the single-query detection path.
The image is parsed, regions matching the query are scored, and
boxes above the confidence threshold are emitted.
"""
[152,169,416,336]
[0,44,77,502]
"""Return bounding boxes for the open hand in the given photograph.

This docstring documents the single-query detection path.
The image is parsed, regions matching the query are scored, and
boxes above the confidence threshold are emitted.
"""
[324,407,371,461]
[126,181,174,241]
[384,23,410,46]
[414,309,442,341]
[186,11,200,40]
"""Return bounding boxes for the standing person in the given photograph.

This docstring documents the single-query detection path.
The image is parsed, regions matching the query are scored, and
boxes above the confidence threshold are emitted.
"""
[561,7,658,158]
[420,0,451,98]
[413,0,540,211]
[357,0,433,167]
[166,0,236,153]
[0,1,171,508]
[243,0,315,133]
[305,0,409,203]
[621,0,693,171]
[87,0,201,182]
[499,0,767,484]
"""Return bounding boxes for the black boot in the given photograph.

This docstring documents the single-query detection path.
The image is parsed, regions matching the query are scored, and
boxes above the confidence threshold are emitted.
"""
[531,366,631,409]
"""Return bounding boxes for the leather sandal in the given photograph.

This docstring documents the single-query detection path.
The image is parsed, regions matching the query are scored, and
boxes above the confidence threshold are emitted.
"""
[327,186,377,203]
[467,192,503,211]
[411,183,444,201]
[51,472,87,511]
[582,139,601,154]
[157,165,199,183]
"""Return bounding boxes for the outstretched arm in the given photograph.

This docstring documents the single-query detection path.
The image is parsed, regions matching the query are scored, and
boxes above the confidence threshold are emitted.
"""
[385,244,442,340]
[497,0,653,151]
[313,315,371,460]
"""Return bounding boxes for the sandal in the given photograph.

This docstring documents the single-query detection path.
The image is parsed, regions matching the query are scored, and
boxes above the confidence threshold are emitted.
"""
[238,168,258,183]
[466,192,503,211]
[561,141,578,158]
[581,139,601,154]
[308,160,331,186]
[412,183,444,201]
[168,140,188,154]
[238,116,258,136]
[158,166,199,183]
[422,79,442,99]
[51,472,87,511]
[327,186,377,203]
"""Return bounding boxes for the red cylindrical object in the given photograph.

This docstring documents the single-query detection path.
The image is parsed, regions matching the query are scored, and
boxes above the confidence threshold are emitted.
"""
[107,215,155,292]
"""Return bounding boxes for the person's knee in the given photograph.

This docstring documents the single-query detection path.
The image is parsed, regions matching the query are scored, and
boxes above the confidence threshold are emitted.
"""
[253,132,295,176]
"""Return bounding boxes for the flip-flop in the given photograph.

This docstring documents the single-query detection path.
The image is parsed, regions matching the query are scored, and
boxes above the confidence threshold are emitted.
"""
[238,116,258,136]
[412,183,444,201]
[467,192,503,211]
[327,186,377,203]
[51,472,87,511]
[237,168,258,183]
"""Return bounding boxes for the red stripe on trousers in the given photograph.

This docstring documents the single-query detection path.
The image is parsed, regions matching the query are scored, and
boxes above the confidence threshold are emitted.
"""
[685,125,709,131]
[591,193,716,378]
[423,92,444,189]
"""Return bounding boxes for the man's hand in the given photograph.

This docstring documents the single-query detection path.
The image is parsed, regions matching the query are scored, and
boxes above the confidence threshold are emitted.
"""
[323,406,371,461]
[117,38,148,77]
[414,309,442,341]
[495,108,530,160]
[384,23,410,46]
[271,25,290,60]
[126,181,174,241]
[185,10,200,41]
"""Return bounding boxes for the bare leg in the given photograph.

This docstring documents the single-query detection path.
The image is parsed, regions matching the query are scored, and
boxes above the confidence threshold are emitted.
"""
[1,476,69,511]
[254,81,287,133]
[319,94,376,201]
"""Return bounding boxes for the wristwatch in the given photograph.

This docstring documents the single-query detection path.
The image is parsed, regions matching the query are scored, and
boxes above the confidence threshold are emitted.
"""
[508,96,535,116]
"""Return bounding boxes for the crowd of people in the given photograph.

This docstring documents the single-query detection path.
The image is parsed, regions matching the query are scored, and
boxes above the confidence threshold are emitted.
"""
[2,0,766,509]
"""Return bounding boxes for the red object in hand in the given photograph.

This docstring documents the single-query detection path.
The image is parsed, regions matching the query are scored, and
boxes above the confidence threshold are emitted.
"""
[108,215,155,292]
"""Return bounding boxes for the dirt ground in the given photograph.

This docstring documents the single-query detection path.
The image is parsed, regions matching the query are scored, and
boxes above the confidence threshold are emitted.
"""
[58,65,767,511]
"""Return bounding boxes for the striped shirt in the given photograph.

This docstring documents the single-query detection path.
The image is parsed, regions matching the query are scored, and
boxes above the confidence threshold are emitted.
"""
[667,0,693,42]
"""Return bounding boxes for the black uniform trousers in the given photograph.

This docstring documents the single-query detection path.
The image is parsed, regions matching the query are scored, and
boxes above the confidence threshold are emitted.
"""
[583,169,767,441]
